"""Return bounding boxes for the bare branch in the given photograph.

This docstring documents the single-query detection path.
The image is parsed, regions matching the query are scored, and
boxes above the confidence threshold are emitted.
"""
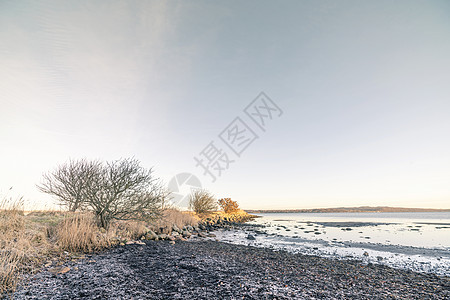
[189,189,218,215]
[38,158,167,228]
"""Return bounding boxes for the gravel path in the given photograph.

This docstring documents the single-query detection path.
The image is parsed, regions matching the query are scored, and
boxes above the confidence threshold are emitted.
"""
[13,240,450,299]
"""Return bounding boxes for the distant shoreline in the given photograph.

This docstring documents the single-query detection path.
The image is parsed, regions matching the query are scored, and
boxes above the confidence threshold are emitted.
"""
[244,206,450,214]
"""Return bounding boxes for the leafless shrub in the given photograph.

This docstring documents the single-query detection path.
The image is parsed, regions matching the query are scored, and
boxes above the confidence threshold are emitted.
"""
[189,190,218,215]
[38,158,169,228]
[83,158,168,228]
[37,159,100,211]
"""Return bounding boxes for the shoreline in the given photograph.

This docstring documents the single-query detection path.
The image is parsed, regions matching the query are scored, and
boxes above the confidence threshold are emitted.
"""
[214,227,450,277]
[211,216,450,277]
[245,207,450,213]
[13,239,450,299]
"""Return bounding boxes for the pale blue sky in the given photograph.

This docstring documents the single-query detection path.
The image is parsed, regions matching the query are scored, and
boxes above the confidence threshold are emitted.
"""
[1,0,449,209]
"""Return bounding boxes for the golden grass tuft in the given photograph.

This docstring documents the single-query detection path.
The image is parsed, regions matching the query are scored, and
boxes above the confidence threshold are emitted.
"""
[55,213,113,253]
[0,198,24,235]
[0,246,22,296]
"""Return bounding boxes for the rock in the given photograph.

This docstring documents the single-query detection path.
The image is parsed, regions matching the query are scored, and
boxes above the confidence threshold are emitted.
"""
[172,224,181,233]
[363,251,369,257]
[158,234,168,240]
[247,235,256,240]
[182,230,191,238]
[169,241,175,245]
[145,230,158,240]
[171,231,180,237]
[377,256,384,261]
[207,233,216,237]
[198,232,208,238]
[168,236,176,241]
[49,266,71,274]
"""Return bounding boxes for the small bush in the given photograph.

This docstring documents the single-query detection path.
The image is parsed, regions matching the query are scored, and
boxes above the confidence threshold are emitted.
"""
[189,190,218,215]
[218,198,240,214]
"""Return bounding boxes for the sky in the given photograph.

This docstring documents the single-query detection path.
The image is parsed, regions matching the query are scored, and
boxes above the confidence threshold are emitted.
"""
[1,0,449,210]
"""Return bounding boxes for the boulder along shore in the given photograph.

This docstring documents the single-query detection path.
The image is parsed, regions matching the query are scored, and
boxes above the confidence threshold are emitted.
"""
[13,238,449,299]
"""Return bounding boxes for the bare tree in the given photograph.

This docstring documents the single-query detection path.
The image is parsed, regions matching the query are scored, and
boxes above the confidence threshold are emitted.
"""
[189,189,218,215]
[38,158,168,228]
[83,158,167,228]
[37,158,100,211]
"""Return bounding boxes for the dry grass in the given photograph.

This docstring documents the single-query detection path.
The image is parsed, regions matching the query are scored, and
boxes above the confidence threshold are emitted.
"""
[55,213,113,252]
[113,219,149,241]
[152,208,198,233]
[0,197,27,296]
[0,202,201,296]
[38,212,151,252]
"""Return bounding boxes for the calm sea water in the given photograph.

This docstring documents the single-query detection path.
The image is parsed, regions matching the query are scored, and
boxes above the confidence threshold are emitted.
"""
[214,212,450,275]
[249,212,450,248]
